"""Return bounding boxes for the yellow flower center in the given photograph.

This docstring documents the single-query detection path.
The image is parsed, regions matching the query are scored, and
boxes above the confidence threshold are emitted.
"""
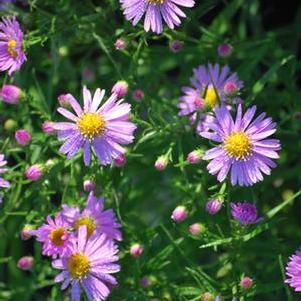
[203,86,218,108]
[68,253,90,279]
[7,39,18,59]
[147,0,165,4]
[77,113,106,139]
[224,132,252,159]
[75,216,96,237]
[49,227,66,246]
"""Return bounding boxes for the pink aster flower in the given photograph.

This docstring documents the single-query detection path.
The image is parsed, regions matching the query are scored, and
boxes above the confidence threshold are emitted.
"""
[52,226,120,301]
[120,0,195,34]
[0,154,10,189]
[178,63,243,134]
[0,16,26,76]
[61,191,122,241]
[53,86,136,166]
[200,105,281,186]
[286,248,301,291]
[31,213,73,258]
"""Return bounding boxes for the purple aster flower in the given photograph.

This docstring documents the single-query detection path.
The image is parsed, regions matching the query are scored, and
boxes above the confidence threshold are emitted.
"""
[52,225,120,301]
[120,0,195,34]
[53,86,136,166]
[31,213,73,258]
[230,202,262,225]
[61,191,122,241]
[0,16,26,76]
[200,105,281,186]
[178,63,243,127]
[286,248,301,291]
[0,154,10,189]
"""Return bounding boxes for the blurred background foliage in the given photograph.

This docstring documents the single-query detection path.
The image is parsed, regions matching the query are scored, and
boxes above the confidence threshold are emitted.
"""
[0,0,301,300]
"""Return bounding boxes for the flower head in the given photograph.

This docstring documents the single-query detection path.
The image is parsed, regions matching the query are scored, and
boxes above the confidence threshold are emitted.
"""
[130,243,144,258]
[120,0,195,34]
[111,80,129,98]
[286,249,301,291]
[54,86,136,166]
[240,276,253,289]
[0,84,22,104]
[0,154,10,189]
[17,256,33,270]
[206,199,222,215]
[171,206,188,222]
[15,129,31,146]
[31,213,73,258]
[0,17,26,76]
[62,191,122,241]
[200,105,281,186]
[230,202,262,225]
[25,164,43,181]
[114,38,126,50]
[218,43,233,58]
[52,226,120,301]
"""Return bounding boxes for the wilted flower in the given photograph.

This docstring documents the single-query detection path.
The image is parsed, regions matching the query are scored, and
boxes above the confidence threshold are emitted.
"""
[169,40,183,53]
[0,84,22,104]
[31,214,73,258]
[52,226,120,301]
[83,179,96,192]
[231,202,262,225]
[111,80,129,98]
[240,276,253,289]
[120,0,195,34]
[133,89,145,101]
[0,16,26,76]
[286,248,301,291]
[25,164,43,181]
[0,154,10,189]
[206,199,222,215]
[171,206,188,222]
[114,38,126,50]
[62,191,122,241]
[218,43,233,57]
[15,129,31,146]
[17,256,33,271]
[54,86,136,166]
[200,105,281,186]
[130,243,144,258]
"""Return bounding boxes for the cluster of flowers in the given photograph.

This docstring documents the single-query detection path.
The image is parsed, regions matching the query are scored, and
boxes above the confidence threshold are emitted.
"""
[30,192,122,301]
[0,0,299,299]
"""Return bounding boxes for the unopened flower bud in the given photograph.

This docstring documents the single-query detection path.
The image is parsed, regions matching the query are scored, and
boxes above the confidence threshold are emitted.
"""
[171,206,188,222]
[111,81,129,98]
[240,276,253,289]
[17,256,33,270]
[187,149,203,164]
[169,40,183,53]
[114,38,126,50]
[130,243,144,258]
[25,164,43,181]
[0,84,22,104]
[155,155,168,171]
[218,43,233,58]
[133,89,145,102]
[83,180,96,192]
[15,129,31,146]
[206,199,222,215]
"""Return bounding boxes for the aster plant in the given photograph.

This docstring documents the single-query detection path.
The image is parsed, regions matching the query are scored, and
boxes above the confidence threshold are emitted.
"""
[200,105,281,186]
[120,0,195,34]
[54,86,136,166]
